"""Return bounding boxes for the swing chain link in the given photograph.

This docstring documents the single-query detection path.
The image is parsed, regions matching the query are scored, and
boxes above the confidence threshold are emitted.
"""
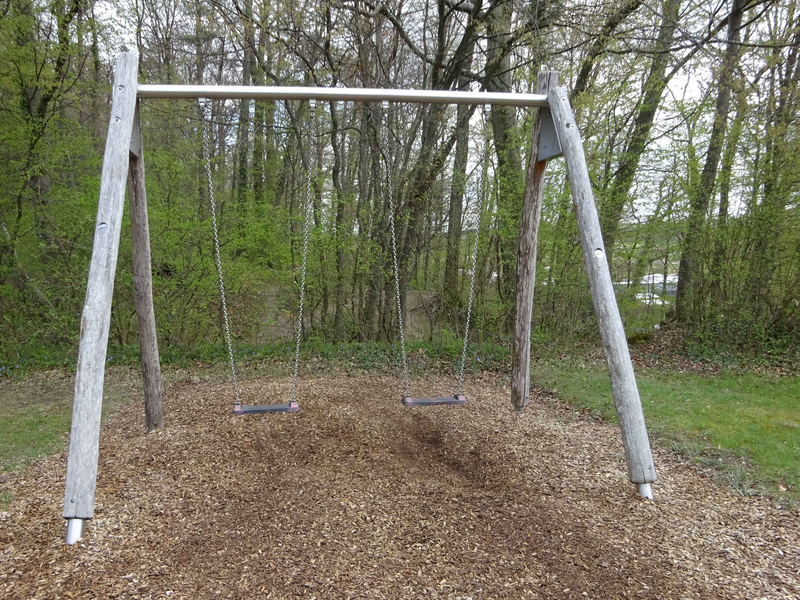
[200,98,241,405]
[291,100,315,404]
[457,105,489,394]
[382,101,411,399]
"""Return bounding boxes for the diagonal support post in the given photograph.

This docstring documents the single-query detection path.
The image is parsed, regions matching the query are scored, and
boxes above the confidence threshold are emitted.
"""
[63,52,140,543]
[512,70,560,411]
[547,87,657,496]
[128,100,164,432]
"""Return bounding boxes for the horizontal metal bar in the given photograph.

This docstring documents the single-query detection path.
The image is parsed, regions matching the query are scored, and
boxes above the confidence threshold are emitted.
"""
[136,84,548,107]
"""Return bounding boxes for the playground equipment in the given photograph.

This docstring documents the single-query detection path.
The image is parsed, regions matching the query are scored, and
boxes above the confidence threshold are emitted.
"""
[62,52,656,545]
[199,98,309,415]
[382,102,488,408]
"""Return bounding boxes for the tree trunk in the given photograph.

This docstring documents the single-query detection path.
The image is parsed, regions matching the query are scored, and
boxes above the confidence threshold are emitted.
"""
[330,100,349,340]
[745,26,800,325]
[194,0,207,216]
[486,0,523,324]
[675,0,745,321]
[710,78,748,305]
[599,0,682,263]
[233,0,255,222]
[443,47,475,319]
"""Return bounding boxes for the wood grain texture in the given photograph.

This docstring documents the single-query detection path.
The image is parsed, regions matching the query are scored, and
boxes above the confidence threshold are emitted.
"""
[512,71,559,411]
[128,101,164,432]
[63,52,140,519]
[547,87,657,485]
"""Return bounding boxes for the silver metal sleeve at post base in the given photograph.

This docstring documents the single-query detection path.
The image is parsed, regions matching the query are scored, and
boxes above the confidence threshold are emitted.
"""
[636,483,654,500]
[66,518,86,545]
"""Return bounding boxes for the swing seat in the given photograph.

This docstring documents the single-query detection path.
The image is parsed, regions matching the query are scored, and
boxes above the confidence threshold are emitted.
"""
[233,401,300,415]
[402,394,466,407]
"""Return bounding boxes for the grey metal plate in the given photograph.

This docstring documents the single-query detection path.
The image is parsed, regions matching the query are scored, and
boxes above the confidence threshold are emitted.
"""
[537,107,563,161]
[402,395,466,407]
[233,402,299,414]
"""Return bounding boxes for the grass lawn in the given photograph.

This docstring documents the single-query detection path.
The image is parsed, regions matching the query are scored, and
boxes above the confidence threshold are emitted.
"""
[0,369,144,509]
[533,361,800,504]
[0,406,73,474]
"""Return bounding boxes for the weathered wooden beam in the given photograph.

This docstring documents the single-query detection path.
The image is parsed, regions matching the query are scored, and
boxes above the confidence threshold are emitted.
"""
[63,52,140,541]
[547,87,657,492]
[512,71,559,412]
[128,100,164,432]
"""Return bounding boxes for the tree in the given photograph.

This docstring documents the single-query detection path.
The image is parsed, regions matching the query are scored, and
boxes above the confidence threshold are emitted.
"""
[674,0,748,322]
[598,0,682,263]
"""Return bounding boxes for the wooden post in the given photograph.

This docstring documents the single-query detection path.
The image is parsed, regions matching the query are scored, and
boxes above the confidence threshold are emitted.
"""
[128,100,164,432]
[512,71,559,411]
[547,87,657,492]
[63,52,140,541]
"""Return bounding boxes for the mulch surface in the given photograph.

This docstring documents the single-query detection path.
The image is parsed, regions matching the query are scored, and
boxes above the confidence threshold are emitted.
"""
[1,373,798,599]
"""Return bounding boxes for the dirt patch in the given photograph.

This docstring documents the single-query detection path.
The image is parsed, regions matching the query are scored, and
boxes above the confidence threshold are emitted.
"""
[1,374,798,598]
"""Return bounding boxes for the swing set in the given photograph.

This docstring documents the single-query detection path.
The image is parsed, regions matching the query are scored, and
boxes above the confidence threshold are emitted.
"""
[199,98,486,413]
[62,52,657,545]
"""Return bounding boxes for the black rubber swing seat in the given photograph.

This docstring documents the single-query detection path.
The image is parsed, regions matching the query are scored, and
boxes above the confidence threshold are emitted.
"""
[402,394,466,407]
[233,401,299,415]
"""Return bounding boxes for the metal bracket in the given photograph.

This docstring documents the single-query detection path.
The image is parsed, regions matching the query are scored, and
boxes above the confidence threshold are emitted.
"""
[537,107,562,161]
[129,101,142,159]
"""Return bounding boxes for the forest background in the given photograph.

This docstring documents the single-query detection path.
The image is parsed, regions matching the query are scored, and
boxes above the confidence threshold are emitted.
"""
[1,0,799,368]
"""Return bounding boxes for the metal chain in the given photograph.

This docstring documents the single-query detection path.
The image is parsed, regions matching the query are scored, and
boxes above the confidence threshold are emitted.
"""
[457,105,489,394]
[382,101,411,399]
[200,98,241,405]
[290,100,315,404]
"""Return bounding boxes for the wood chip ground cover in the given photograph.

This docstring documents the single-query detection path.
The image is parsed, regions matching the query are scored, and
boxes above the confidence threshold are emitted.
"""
[1,374,798,599]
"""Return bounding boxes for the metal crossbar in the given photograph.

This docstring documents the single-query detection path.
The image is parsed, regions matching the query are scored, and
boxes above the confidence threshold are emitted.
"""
[137,85,548,107]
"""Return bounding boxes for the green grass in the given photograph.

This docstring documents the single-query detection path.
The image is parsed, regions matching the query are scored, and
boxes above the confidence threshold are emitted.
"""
[0,339,512,381]
[533,361,800,504]
[0,368,144,475]
[0,407,74,472]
